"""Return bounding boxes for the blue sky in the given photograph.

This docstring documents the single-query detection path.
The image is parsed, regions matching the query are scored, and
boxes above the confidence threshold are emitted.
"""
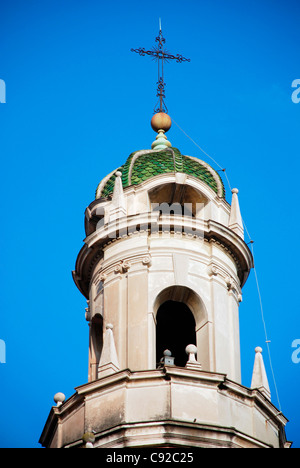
[0,0,299,448]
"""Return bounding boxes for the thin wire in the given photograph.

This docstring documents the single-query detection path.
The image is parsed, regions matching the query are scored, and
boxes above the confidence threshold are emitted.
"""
[173,116,282,411]
[172,118,223,170]
[223,170,232,193]
[250,243,282,412]
[242,219,252,243]
[172,118,232,192]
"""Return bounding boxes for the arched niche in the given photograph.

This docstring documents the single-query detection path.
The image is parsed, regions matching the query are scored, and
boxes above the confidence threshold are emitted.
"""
[153,286,210,371]
[148,183,207,218]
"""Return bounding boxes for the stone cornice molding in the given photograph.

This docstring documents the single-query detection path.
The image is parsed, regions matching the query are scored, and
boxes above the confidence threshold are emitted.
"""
[73,215,253,298]
[91,253,152,289]
[39,367,289,449]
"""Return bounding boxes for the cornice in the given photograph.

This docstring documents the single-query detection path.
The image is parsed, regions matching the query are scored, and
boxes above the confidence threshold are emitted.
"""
[39,367,288,448]
[73,215,253,298]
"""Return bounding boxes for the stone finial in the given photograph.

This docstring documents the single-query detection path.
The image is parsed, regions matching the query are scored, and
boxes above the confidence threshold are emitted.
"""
[97,324,120,379]
[109,171,126,221]
[185,344,202,370]
[82,432,95,448]
[151,112,172,133]
[228,188,244,239]
[54,392,66,407]
[151,129,172,150]
[150,113,172,150]
[251,346,271,400]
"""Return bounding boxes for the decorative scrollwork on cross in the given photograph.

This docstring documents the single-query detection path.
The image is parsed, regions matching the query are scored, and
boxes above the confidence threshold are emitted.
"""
[131,24,190,114]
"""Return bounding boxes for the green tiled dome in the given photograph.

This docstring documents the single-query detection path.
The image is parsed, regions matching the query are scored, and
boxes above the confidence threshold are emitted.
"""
[96,148,225,199]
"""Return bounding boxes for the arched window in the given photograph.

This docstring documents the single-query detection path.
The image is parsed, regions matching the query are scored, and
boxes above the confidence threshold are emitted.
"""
[148,183,207,218]
[156,300,196,367]
[152,285,210,372]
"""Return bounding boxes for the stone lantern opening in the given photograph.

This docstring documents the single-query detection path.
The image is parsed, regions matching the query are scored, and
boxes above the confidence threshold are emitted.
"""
[149,182,207,219]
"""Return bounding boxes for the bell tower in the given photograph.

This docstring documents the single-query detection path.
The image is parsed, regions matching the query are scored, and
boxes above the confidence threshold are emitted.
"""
[39,28,291,449]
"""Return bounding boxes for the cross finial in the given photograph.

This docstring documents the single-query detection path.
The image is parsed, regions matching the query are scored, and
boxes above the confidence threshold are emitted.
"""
[131,24,190,114]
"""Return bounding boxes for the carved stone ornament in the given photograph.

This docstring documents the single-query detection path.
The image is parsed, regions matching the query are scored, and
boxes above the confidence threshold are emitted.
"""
[114,264,123,274]
[122,261,131,272]
[114,261,131,274]
[225,276,235,291]
[142,255,152,267]
[208,265,218,277]
[85,308,91,322]
[100,273,107,282]
[93,269,106,287]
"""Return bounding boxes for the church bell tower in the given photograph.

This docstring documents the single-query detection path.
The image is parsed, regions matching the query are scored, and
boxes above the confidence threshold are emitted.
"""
[39,28,290,449]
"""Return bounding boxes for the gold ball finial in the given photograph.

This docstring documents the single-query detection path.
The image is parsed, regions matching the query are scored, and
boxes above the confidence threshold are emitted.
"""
[151,112,172,133]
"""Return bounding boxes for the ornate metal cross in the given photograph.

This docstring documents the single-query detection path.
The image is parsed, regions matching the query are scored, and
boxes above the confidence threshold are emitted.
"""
[131,24,190,114]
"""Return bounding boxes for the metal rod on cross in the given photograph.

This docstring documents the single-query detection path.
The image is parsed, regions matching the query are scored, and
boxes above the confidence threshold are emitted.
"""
[131,24,190,114]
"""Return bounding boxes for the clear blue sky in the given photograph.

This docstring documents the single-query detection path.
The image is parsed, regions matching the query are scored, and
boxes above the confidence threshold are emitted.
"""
[0,0,299,448]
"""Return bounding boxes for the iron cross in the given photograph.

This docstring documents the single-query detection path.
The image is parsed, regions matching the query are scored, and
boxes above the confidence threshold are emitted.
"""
[131,24,190,114]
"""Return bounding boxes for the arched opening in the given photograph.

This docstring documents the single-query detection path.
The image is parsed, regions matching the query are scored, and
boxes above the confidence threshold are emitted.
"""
[148,182,207,218]
[156,300,196,367]
[152,285,210,372]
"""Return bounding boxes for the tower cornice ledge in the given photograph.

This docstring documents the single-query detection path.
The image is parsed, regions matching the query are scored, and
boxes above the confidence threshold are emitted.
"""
[39,367,289,449]
[73,215,253,298]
